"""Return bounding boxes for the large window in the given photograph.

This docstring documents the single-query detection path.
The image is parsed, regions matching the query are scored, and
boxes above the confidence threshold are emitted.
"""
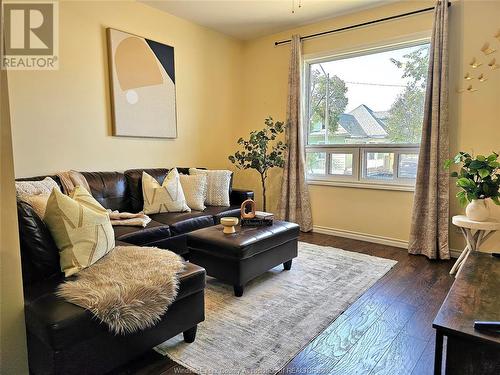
[304,40,430,188]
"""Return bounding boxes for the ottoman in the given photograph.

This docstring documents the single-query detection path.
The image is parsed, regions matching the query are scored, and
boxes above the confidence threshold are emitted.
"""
[187,221,300,296]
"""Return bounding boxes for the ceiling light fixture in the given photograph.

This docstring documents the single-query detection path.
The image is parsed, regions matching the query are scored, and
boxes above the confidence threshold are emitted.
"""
[291,0,302,14]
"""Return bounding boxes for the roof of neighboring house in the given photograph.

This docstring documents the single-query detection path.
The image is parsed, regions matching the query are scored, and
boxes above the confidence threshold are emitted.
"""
[338,114,366,138]
[331,104,388,139]
[348,105,387,138]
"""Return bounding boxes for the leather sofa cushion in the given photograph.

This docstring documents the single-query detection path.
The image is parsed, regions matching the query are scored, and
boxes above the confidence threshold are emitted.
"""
[230,189,254,206]
[150,211,214,235]
[17,201,62,284]
[113,220,171,245]
[187,221,300,260]
[81,171,130,212]
[124,168,169,213]
[204,206,241,224]
[24,261,206,350]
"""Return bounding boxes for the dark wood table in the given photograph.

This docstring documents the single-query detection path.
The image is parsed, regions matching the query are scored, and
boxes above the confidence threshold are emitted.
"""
[433,252,500,375]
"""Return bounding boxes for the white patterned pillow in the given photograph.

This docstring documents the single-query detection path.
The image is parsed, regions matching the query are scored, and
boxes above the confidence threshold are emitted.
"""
[189,168,231,207]
[180,174,207,211]
[142,169,191,214]
[15,177,60,197]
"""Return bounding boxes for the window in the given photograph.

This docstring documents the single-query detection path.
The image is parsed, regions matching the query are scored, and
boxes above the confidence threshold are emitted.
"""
[304,39,430,188]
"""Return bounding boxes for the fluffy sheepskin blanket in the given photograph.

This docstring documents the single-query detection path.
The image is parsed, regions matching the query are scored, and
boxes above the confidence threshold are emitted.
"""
[57,246,185,335]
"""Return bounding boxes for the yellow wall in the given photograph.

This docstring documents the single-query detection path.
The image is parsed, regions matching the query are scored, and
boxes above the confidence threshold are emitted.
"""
[8,0,242,177]
[448,0,500,250]
[1,54,29,374]
[235,0,500,252]
[7,0,499,253]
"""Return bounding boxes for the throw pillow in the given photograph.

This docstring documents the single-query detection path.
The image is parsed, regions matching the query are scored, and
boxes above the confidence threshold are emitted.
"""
[180,174,207,211]
[142,169,191,214]
[15,177,60,197]
[189,168,231,207]
[44,186,115,277]
[19,194,50,219]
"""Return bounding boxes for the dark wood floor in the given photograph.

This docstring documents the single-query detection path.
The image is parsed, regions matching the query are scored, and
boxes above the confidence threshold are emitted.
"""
[113,232,455,375]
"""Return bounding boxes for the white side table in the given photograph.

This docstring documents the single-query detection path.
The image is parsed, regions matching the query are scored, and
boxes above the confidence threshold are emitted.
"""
[450,215,500,277]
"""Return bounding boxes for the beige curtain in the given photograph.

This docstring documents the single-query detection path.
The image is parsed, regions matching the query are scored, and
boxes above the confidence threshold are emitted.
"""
[408,1,450,260]
[277,35,313,232]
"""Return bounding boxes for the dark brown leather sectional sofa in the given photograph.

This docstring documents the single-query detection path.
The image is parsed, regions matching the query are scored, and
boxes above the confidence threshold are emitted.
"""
[16,167,253,374]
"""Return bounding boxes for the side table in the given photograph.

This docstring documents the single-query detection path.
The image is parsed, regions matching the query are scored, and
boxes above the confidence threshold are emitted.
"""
[450,215,500,277]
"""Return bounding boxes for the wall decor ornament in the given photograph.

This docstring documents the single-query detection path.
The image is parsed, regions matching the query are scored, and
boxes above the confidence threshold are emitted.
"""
[480,42,497,56]
[469,57,482,68]
[107,28,177,138]
[488,58,499,70]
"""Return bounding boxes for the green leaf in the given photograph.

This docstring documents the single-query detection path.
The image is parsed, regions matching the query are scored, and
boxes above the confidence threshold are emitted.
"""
[478,169,490,178]
[456,191,468,207]
[450,171,459,177]
[477,155,486,161]
[488,161,500,168]
[457,178,475,189]
[469,160,486,169]
[492,196,500,205]
[444,159,453,169]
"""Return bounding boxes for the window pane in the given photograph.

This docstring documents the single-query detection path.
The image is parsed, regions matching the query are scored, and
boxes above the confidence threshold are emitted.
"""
[307,43,430,146]
[365,152,394,180]
[306,152,326,175]
[330,153,353,175]
[398,153,418,179]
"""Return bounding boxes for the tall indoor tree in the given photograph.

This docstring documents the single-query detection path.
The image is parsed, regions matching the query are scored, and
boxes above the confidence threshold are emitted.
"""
[229,117,286,211]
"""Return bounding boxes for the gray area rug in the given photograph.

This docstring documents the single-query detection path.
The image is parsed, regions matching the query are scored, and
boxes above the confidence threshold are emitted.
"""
[154,241,397,374]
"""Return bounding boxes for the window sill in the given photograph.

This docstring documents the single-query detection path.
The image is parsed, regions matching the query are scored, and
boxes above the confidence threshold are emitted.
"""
[306,179,415,192]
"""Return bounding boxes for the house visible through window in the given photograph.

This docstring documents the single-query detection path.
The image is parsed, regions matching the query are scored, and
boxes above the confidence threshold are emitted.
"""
[304,39,430,187]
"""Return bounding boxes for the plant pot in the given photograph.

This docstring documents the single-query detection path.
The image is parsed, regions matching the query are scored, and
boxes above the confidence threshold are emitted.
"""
[465,199,490,222]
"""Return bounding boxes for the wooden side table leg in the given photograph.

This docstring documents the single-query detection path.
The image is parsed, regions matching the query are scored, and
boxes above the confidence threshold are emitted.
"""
[450,228,471,275]
[434,330,444,375]
[455,229,483,278]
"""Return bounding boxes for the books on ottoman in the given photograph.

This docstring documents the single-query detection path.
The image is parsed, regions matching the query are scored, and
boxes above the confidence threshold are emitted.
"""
[241,211,274,227]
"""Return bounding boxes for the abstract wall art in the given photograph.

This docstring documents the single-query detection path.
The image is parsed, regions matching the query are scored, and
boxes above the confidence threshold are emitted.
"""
[107,28,177,138]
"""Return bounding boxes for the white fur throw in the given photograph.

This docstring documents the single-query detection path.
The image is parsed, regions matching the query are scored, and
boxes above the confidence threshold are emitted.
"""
[57,246,185,335]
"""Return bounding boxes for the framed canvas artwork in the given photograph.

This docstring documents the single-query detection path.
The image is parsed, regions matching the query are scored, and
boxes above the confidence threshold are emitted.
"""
[107,28,177,138]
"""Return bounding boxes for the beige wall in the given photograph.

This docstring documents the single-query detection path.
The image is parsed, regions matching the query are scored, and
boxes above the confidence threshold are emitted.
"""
[448,0,500,250]
[1,54,29,374]
[7,0,499,254]
[235,0,500,252]
[8,0,243,177]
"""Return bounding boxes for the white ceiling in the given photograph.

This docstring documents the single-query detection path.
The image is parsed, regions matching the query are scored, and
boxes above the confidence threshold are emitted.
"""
[139,0,396,40]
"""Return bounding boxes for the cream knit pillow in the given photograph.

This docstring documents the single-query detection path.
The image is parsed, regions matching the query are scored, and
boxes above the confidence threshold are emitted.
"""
[180,174,207,211]
[44,186,115,277]
[16,177,60,197]
[142,169,191,214]
[189,168,231,207]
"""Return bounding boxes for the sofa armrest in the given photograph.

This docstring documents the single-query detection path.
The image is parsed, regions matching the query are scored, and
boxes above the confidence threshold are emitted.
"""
[230,189,254,206]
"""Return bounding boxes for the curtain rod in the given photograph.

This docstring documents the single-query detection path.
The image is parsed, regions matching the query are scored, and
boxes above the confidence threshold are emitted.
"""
[274,2,451,46]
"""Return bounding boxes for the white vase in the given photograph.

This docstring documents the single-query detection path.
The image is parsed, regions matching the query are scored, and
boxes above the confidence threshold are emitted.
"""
[465,199,490,222]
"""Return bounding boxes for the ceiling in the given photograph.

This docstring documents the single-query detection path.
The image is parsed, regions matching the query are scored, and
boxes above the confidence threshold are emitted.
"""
[139,0,396,40]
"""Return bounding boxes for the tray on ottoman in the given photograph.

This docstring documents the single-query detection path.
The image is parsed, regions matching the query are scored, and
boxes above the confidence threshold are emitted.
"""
[187,220,300,296]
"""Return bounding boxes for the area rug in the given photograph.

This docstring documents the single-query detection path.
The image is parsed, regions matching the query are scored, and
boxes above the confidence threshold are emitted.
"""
[154,241,397,374]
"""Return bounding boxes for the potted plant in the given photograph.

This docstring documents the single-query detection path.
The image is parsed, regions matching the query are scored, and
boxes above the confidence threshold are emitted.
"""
[445,151,500,221]
[228,117,286,212]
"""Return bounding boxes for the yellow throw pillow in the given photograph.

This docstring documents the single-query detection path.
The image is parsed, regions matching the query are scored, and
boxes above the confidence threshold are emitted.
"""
[44,186,115,277]
[142,169,191,214]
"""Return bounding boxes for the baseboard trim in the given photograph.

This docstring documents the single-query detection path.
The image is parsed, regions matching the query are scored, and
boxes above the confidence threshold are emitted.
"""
[312,225,409,249]
[312,225,461,259]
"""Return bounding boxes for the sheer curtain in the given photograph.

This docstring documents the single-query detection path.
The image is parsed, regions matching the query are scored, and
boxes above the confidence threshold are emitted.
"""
[277,35,313,232]
[408,1,450,259]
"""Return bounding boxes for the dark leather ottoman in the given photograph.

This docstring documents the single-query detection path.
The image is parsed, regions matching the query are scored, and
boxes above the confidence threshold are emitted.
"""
[187,221,300,296]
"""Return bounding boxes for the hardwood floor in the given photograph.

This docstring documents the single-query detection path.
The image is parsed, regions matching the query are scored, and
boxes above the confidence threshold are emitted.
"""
[113,233,454,375]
